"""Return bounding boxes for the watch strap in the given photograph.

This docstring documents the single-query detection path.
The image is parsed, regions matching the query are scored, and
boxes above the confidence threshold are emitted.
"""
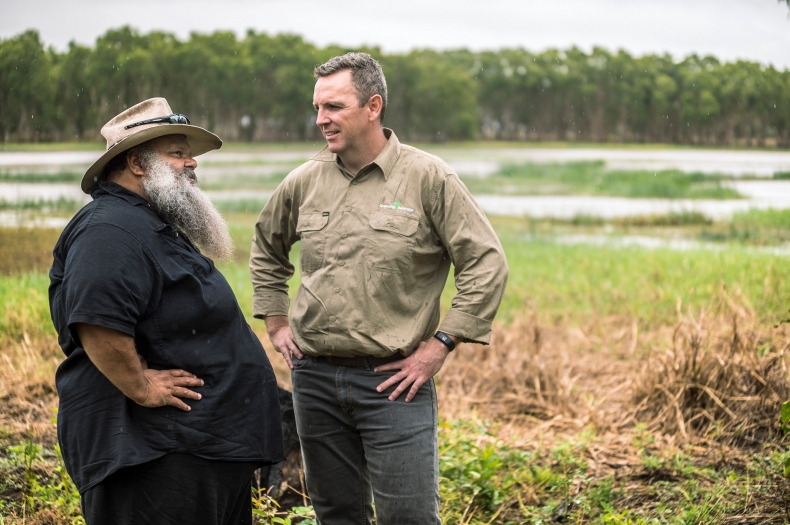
[433,331,456,351]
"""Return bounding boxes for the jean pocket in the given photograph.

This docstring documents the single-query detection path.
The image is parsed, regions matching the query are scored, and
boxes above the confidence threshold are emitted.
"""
[293,356,311,369]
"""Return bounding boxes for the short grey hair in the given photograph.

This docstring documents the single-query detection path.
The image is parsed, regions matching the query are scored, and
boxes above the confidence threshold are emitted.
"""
[314,52,388,124]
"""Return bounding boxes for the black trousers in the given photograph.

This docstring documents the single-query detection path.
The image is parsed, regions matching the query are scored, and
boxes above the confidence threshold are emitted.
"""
[81,453,258,525]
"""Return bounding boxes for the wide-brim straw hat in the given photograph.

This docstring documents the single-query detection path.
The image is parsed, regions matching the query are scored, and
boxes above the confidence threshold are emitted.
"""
[82,97,222,193]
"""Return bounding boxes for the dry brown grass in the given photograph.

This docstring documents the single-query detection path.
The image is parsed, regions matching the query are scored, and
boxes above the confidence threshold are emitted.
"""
[2,294,790,522]
[0,333,61,444]
[0,228,60,275]
[632,307,789,447]
[3,295,788,454]
[434,294,790,522]
[439,294,789,447]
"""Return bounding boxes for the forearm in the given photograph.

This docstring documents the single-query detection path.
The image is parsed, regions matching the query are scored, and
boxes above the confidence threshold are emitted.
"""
[264,315,290,339]
[250,186,297,318]
[74,323,147,402]
[434,177,509,343]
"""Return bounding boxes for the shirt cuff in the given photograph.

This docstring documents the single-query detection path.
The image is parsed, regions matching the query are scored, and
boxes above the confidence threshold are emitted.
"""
[252,291,291,319]
[438,310,493,345]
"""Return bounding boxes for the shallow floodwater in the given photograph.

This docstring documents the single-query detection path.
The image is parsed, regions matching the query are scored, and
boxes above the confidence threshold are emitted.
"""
[2,147,790,222]
[551,233,790,257]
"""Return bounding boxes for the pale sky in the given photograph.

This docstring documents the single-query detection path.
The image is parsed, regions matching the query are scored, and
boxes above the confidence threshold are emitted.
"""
[2,0,789,68]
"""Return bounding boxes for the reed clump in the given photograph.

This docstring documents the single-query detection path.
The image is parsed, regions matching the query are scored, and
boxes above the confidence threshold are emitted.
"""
[633,303,789,446]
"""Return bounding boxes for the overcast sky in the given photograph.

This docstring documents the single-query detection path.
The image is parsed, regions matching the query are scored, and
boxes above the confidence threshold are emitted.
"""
[2,0,789,68]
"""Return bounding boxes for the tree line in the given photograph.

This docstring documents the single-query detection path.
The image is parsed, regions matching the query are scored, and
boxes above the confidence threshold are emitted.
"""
[1,27,788,146]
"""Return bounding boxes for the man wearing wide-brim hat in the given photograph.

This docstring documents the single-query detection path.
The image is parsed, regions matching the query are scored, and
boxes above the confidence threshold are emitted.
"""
[49,98,284,525]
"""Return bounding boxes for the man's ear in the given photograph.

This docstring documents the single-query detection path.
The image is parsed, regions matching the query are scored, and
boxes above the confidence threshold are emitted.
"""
[126,148,147,177]
[367,94,383,123]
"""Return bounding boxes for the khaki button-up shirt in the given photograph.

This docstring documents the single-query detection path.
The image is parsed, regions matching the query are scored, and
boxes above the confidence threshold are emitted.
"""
[250,130,508,358]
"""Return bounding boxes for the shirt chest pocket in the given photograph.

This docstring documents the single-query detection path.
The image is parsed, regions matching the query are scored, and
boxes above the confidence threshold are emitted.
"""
[297,212,329,274]
[365,212,419,273]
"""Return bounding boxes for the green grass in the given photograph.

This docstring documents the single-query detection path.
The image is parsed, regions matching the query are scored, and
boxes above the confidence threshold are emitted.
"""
[0,172,82,183]
[230,212,790,329]
[0,440,84,524]
[460,161,743,199]
[0,198,83,213]
[0,273,55,341]
[435,421,788,524]
[3,421,784,524]
[4,214,790,523]
[700,208,790,245]
[215,199,271,214]
[6,213,790,345]
[732,208,790,230]
[490,216,790,326]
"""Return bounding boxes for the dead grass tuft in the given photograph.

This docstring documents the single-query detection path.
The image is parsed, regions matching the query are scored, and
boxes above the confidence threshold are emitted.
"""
[438,306,640,436]
[632,299,790,446]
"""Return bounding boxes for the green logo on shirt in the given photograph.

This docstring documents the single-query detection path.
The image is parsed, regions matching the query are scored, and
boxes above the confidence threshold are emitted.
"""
[379,202,414,213]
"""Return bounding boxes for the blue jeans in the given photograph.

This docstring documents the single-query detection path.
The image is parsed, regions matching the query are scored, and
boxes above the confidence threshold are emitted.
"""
[291,356,441,525]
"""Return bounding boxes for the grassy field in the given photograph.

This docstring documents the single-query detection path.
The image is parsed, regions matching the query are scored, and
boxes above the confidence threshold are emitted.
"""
[462,162,744,199]
[2,207,790,523]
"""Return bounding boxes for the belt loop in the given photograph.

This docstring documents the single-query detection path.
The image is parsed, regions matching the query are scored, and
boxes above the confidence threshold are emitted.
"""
[363,357,371,371]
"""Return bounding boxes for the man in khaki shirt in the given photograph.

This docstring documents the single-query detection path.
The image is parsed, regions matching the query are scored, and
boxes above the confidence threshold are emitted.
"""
[250,52,508,525]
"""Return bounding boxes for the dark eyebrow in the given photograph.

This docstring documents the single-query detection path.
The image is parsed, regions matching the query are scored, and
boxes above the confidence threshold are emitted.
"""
[169,146,190,155]
[316,101,346,110]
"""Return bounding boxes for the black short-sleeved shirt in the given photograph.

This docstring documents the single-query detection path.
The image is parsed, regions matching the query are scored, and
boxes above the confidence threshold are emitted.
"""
[49,181,284,493]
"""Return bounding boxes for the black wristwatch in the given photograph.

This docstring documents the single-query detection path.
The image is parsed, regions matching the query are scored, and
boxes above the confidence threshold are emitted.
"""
[433,331,456,351]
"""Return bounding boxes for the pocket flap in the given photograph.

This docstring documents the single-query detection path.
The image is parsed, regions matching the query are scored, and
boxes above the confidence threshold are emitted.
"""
[296,212,329,232]
[369,212,419,237]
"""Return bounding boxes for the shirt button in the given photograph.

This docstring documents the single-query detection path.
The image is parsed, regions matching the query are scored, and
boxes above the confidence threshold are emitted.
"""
[305,221,311,226]
[330,316,337,322]
[339,261,345,266]
[346,206,352,212]
[388,222,394,227]
[341,233,348,239]
[334,288,340,293]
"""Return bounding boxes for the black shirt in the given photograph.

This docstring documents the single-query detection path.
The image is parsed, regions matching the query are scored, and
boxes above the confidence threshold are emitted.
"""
[49,181,283,493]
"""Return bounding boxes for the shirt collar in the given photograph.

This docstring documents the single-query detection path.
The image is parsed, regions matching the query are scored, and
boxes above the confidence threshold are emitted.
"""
[92,180,151,207]
[312,128,401,181]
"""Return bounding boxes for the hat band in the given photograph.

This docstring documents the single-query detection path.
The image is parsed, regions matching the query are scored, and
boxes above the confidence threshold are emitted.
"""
[123,114,191,130]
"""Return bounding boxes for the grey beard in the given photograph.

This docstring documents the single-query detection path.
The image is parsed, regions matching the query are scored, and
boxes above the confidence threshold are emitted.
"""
[142,155,235,262]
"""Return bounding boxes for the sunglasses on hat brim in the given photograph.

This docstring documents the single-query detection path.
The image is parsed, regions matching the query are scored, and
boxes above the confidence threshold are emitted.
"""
[124,114,191,130]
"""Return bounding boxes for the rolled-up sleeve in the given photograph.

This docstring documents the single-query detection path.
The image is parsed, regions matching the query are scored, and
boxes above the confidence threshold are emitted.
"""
[250,176,299,318]
[429,173,509,344]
